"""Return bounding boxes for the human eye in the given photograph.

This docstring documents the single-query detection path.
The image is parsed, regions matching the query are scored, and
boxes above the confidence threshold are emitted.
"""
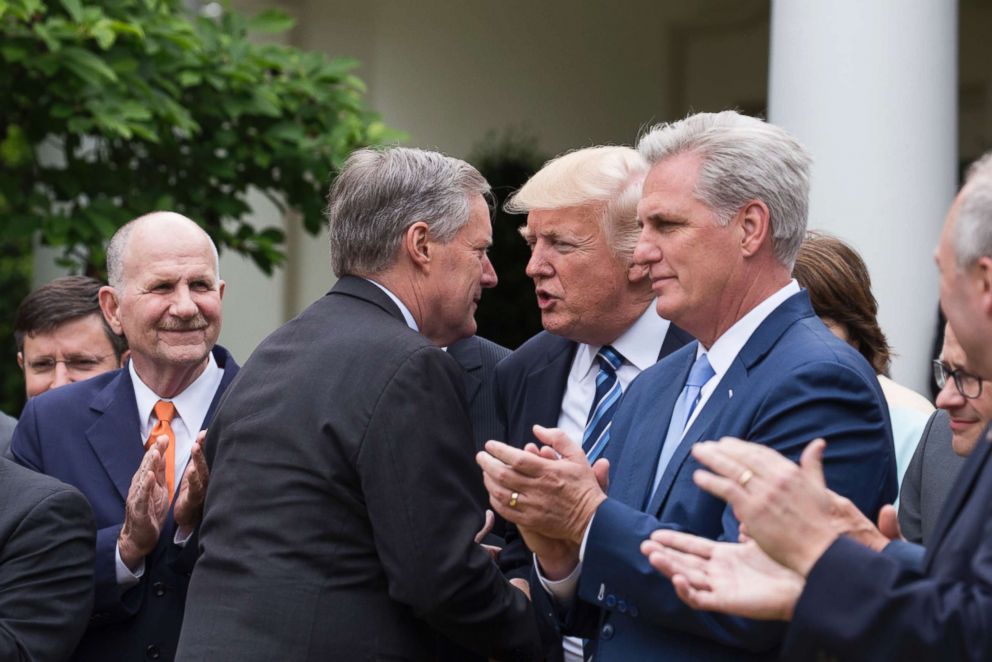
[68,357,101,372]
[28,358,56,373]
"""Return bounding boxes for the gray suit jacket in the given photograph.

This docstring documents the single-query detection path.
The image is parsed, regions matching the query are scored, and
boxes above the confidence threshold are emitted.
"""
[180,277,546,661]
[0,457,96,661]
[898,410,966,545]
[0,411,16,460]
[448,335,511,453]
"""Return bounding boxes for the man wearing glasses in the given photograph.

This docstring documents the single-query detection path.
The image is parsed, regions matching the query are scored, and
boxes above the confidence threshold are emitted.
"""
[900,323,992,544]
[2,276,129,456]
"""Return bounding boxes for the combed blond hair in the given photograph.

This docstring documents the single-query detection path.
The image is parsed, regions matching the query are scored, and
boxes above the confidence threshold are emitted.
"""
[505,146,648,262]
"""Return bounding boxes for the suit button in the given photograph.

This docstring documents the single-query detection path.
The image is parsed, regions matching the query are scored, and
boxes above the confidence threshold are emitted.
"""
[601,623,615,640]
[605,594,617,608]
[153,582,166,597]
[618,600,627,614]
[629,604,639,618]
[146,645,161,659]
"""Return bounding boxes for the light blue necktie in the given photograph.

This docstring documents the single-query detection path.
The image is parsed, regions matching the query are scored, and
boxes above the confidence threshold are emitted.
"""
[649,352,716,500]
[582,345,624,463]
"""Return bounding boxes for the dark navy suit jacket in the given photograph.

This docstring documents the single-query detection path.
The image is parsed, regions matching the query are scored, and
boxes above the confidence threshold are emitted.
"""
[11,346,239,662]
[784,425,992,661]
[548,291,897,661]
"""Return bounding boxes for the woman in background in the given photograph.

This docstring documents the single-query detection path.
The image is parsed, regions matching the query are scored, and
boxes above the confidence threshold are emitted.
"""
[793,231,933,486]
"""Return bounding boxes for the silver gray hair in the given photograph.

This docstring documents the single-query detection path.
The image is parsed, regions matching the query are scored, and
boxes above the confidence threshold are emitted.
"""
[106,211,220,289]
[326,147,491,277]
[504,146,649,262]
[637,111,812,268]
[955,151,992,268]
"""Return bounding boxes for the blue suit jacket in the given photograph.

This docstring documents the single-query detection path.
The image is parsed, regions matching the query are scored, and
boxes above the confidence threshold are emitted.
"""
[11,346,239,662]
[784,424,992,661]
[557,291,897,661]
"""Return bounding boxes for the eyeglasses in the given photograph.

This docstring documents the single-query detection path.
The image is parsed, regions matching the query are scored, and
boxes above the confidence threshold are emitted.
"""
[933,359,984,399]
[26,355,114,376]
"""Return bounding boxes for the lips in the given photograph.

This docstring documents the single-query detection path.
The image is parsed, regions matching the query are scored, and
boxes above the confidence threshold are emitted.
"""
[949,416,980,432]
[535,289,558,310]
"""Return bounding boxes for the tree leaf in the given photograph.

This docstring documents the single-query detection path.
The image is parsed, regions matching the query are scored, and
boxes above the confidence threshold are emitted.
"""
[247,9,295,34]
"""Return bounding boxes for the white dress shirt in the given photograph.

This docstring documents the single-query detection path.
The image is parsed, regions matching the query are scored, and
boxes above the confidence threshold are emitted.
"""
[116,352,225,586]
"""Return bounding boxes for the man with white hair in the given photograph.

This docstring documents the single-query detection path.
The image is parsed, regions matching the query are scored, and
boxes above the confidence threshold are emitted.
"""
[478,112,896,660]
[493,145,692,661]
[12,211,240,661]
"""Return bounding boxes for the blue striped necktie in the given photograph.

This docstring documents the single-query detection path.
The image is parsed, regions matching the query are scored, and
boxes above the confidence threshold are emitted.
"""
[582,345,624,462]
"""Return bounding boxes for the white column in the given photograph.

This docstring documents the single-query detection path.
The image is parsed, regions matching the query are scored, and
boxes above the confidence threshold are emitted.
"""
[768,0,957,393]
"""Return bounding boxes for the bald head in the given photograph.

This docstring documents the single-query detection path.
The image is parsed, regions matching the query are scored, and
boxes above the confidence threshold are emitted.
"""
[107,212,219,290]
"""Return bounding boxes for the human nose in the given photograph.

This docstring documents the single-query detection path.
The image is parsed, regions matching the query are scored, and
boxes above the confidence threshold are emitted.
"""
[633,228,661,267]
[52,361,72,389]
[481,254,498,289]
[525,244,553,279]
[936,377,965,411]
[170,284,198,318]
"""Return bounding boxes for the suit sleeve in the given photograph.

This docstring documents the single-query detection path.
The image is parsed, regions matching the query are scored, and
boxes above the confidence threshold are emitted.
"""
[0,486,96,662]
[574,359,896,651]
[898,412,934,545]
[357,347,545,661]
[11,398,141,623]
[783,534,992,661]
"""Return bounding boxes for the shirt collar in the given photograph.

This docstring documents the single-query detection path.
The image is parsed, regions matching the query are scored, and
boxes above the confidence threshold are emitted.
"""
[366,278,419,332]
[574,301,672,380]
[130,350,224,435]
[697,279,801,378]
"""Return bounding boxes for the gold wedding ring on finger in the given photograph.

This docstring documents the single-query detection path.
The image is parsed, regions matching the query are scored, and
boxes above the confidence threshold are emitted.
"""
[737,469,754,488]
[509,492,519,508]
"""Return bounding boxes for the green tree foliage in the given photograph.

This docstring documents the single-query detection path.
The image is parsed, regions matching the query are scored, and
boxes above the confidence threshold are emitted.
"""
[0,0,400,276]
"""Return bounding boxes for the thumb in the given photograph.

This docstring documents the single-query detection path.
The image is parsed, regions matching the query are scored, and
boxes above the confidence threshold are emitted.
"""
[592,458,610,492]
[799,438,827,489]
[474,509,495,544]
[877,504,903,542]
[532,425,583,461]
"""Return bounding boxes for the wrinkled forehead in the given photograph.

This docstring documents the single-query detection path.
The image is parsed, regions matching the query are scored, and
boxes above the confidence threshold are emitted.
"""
[123,224,218,282]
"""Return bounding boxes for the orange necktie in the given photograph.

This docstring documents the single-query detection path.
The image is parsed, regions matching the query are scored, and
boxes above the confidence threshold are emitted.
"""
[145,400,176,496]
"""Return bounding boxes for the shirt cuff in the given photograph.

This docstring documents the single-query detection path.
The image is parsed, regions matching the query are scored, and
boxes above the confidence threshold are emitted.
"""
[115,542,145,587]
[535,554,581,604]
[174,526,194,547]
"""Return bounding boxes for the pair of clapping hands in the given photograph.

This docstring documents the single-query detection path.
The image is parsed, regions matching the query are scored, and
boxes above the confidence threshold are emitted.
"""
[640,437,903,620]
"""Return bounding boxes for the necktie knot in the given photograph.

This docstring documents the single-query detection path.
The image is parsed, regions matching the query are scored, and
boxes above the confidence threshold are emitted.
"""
[597,345,624,373]
[686,354,715,389]
[154,400,176,424]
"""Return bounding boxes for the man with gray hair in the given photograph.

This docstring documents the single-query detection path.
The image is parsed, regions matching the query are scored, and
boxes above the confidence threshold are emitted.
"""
[12,211,240,660]
[478,111,896,659]
[638,151,992,661]
[178,147,547,661]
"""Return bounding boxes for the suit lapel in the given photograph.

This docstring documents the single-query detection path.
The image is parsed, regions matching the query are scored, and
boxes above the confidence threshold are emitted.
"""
[924,430,992,565]
[611,350,694,510]
[646,360,740,514]
[645,294,813,515]
[85,370,144,502]
[658,323,693,361]
[521,338,575,445]
[203,346,240,428]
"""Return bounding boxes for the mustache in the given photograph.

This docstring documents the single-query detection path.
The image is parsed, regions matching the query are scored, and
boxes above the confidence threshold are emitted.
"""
[159,316,208,332]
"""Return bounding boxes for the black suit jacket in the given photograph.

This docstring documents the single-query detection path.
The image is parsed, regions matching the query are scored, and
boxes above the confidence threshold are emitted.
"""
[11,346,240,662]
[898,410,966,545]
[179,277,546,661]
[785,427,992,660]
[0,458,95,661]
